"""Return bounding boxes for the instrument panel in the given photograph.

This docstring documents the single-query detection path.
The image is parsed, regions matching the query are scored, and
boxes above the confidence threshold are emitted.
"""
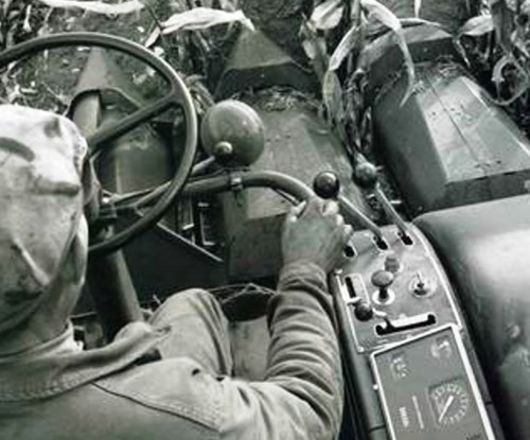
[335,224,462,353]
[371,325,495,440]
[331,223,503,440]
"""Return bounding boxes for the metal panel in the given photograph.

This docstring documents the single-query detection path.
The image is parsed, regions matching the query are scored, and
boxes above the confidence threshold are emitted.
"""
[373,62,530,215]
[221,97,369,281]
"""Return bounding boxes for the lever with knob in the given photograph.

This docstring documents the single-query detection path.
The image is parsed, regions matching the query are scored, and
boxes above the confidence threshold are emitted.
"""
[371,269,394,304]
[312,171,385,241]
[313,171,341,199]
[353,161,410,239]
[351,298,390,323]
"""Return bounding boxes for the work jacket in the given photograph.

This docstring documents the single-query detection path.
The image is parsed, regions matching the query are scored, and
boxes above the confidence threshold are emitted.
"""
[0,262,343,440]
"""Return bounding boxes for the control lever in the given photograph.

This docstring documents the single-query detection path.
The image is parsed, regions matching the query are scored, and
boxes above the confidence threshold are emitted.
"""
[354,162,411,241]
[371,269,395,304]
[350,298,389,323]
[313,171,385,242]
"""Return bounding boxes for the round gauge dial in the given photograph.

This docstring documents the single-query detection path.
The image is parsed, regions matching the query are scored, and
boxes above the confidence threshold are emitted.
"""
[429,380,471,426]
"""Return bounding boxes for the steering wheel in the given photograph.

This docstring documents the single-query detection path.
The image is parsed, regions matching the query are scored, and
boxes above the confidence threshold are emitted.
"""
[0,32,198,255]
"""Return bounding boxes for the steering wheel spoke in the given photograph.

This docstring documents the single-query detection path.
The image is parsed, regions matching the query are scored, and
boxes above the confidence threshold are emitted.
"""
[88,93,180,152]
[0,32,198,255]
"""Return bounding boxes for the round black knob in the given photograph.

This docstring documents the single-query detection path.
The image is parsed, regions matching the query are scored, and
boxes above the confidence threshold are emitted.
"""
[313,171,340,199]
[354,300,374,322]
[371,269,394,302]
[354,162,378,190]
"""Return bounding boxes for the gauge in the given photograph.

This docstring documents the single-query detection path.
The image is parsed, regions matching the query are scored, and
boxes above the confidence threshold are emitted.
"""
[429,379,471,426]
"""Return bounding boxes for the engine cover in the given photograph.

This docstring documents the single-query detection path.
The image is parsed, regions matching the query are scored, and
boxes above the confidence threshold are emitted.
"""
[415,195,530,439]
[373,61,530,216]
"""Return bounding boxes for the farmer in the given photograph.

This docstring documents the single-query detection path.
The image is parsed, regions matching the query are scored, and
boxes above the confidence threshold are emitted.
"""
[0,105,350,440]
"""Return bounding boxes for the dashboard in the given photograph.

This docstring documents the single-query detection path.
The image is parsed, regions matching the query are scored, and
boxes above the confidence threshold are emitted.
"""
[372,325,494,440]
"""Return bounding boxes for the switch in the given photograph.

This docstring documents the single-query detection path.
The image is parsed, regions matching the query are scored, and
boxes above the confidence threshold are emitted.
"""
[412,272,431,296]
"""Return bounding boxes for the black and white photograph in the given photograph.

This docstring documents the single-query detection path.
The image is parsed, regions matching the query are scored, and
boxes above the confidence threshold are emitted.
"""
[0,1,528,439]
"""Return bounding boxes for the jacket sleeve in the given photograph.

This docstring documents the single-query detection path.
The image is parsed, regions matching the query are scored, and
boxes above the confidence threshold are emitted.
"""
[218,261,344,440]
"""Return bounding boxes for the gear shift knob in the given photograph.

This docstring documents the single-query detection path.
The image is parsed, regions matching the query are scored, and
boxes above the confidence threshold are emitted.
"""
[371,269,394,303]
[313,171,341,199]
[313,170,386,245]
[354,300,375,322]
[354,160,411,240]
[353,162,378,191]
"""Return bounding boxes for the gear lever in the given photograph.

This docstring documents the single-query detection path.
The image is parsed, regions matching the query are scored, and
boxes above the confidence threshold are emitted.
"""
[371,269,395,304]
[313,171,385,243]
[354,161,411,242]
[348,297,389,323]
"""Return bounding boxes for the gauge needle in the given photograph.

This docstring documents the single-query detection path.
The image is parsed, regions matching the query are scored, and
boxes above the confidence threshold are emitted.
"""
[438,395,455,423]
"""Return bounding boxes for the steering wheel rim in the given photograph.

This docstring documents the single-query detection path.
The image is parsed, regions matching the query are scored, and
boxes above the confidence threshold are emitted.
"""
[0,32,198,255]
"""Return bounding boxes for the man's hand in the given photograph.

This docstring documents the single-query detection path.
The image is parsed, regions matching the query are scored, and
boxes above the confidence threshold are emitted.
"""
[282,198,353,273]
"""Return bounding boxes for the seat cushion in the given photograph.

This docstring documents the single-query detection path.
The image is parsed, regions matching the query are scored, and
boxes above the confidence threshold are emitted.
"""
[415,195,530,439]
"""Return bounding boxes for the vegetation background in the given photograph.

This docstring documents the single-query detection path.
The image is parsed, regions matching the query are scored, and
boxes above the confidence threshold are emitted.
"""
[0,0,528,140]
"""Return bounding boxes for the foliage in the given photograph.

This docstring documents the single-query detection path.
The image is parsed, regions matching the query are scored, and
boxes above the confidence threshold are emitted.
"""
[454,0,530,132]
[2,0,530,145]
[35,0,144,15]
[310,0,345,30]
[302,0,419,153]
[0,0,248,115]
[303,0,530,153]
[145,6,253,48]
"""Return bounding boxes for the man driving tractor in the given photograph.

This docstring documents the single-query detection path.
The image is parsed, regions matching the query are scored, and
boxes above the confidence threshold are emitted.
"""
[0,105,351,440]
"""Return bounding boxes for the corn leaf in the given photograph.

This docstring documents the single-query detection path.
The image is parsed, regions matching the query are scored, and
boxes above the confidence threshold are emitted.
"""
[218,0,238,12]
[523,0,530,15]
[361,0,401,31]
[144,27,161,47]
[36,0,144,14]
[301,19,329,80]
[162,8,254,34]
[414,0,422,17]
[490,0,514,52]
[361,0,415,105]
[352,0,362,24]
[322,70,345,125]
[400,18,441,27]
[328,23,362,71]
[513,30,530,58]
[310,0,345,30]
[494,75,529,105]
[491,54,529,105]
[394,29,416,105]
[146,7,254,46]
[492,53,511,87]
[457,14,494,37]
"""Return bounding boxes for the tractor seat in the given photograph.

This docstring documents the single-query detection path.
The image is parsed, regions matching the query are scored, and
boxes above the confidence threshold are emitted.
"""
[415,195,530,439]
